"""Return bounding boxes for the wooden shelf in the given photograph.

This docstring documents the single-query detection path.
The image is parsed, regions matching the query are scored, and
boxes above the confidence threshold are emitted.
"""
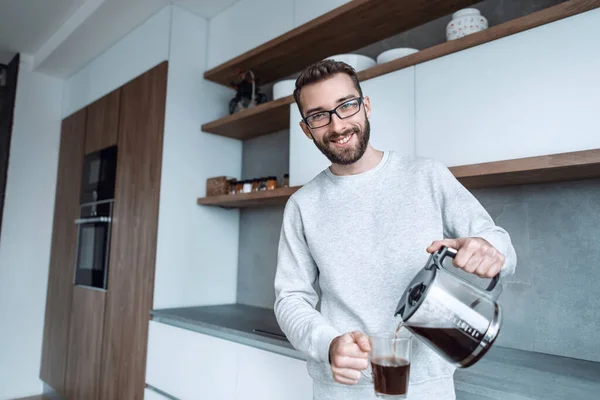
[203,0,482,87]
[197,149,600,208]
[450,149,600,189]
[197,186,301,208]
[201,0,600,140]
[201,95,293,140]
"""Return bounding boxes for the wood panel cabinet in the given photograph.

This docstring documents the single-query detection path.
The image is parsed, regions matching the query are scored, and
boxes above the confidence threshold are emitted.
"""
[84,88,121,154]
[40,109,87,395]
[64,286,106,400]
[99,61,167,400]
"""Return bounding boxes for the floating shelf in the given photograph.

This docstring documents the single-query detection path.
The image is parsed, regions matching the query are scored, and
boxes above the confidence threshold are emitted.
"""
[450,149,600,189]
[203,0,482,87]
[201,0,600,140]
[197,186,301,208]
[197,149,600,208]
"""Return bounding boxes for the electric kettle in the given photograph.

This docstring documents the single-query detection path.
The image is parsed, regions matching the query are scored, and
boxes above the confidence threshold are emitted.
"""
[394,246,503,368]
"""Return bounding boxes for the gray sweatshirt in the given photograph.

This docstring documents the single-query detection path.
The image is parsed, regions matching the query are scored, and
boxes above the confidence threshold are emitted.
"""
[274,151,517,399]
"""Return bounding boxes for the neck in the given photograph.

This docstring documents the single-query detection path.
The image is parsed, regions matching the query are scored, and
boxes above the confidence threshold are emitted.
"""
[329,145,384,176]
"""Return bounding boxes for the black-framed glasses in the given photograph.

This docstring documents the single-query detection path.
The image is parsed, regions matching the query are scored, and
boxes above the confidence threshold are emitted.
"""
[302,97,364,128]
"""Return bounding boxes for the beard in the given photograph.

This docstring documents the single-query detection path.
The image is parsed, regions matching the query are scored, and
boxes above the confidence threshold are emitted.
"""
[312,118,370,165]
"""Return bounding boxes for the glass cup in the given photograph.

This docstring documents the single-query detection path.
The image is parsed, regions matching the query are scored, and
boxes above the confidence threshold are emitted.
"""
[362,329,412,399]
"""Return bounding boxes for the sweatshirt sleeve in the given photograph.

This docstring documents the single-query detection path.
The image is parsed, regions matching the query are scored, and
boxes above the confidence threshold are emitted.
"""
[431,159,517,276]
[274,198,340,363]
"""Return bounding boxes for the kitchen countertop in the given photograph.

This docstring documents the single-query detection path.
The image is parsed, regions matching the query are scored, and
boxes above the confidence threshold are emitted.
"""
[150,303,306,360]
[151,303,600,399]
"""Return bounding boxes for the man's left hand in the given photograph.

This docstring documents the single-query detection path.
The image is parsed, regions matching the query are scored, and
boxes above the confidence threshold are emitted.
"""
[427,237,504,279]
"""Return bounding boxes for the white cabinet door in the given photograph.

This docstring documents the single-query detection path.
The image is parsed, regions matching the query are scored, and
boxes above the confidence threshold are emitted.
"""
[415,8,600,167]
[235,344,312,400]
[289,67,416,187]
[146,321,238,400]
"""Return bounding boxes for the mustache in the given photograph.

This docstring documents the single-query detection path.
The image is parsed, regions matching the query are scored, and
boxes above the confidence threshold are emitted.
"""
[326,126,360,142]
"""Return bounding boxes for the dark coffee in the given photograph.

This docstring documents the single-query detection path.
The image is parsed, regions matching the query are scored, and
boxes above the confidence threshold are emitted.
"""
[371,357,410,396]
[407,326,479,364]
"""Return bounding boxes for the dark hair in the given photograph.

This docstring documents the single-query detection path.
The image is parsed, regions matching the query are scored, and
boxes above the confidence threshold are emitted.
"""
[293,59,364,117]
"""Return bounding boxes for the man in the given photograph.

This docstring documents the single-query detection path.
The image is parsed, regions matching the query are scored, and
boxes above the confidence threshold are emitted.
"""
[273,59,517,400]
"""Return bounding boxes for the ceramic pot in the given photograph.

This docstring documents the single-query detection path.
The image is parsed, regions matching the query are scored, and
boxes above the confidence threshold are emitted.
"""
[446,8,488,41]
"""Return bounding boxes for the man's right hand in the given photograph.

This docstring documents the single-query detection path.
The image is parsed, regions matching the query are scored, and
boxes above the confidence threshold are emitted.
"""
[328,331,371,385]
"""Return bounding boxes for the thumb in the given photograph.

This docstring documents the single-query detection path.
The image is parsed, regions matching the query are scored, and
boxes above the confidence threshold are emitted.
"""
[351,331,371,352]
[427,238,463,253]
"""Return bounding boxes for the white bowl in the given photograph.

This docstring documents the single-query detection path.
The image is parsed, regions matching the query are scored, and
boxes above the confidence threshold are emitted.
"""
[324,54,376,72]
[273,79,296,100]
[376,48,419,64]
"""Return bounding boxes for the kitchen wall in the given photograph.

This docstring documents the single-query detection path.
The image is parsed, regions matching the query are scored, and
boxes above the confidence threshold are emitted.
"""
[473,179,600,363]
[153,6,242,309]
[0,55,63,400]
[237,130,289,308]
[62,6,171,117]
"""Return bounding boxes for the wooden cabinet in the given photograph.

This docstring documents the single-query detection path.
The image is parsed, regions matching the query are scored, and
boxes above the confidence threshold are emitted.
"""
[64,286,106,400]
[40,109,87,395]
[145,321,312,400]
[84,88,120,154]
[288,67,416,187]
[415,8,600,167]
[99,61,167,400]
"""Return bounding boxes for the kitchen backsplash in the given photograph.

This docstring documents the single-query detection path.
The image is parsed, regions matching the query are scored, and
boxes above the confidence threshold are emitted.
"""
[237,133,600,363]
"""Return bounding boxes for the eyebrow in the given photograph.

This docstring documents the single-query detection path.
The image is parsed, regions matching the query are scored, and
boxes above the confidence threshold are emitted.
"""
[305,94,358,116]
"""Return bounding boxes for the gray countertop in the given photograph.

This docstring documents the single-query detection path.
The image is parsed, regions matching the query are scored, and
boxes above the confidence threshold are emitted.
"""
[150,303,306,360]
[151,303,600,399]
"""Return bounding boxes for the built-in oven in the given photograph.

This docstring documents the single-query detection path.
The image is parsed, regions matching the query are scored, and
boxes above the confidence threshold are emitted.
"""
[74,145,118,290]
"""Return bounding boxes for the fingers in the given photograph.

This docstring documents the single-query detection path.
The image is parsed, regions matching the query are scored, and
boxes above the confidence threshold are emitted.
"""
[427,238,461,253]
[351,331,371,352]
[330,354,369,370]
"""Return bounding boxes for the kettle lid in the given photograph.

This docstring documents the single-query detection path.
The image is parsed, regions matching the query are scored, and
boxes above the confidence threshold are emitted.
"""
[395,260,437,322]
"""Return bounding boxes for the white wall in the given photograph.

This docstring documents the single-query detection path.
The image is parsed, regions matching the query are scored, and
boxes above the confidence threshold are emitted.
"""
[153,6,242,309]
[207,0,349,69]
[61,6,171,117]
[0,55,64,400]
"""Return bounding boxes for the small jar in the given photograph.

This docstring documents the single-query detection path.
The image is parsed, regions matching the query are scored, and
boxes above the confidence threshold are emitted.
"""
[251,179,259,192]
[243,180,252,194]
[259,178,267,191]
[235,180,243,194]
[228,179,237,195]
[266,176,277,190]
[282,173,289,188]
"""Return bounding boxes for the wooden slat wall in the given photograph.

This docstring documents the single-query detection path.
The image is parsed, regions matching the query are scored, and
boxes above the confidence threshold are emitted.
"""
[39,109,87,395]
[99,61,167,400]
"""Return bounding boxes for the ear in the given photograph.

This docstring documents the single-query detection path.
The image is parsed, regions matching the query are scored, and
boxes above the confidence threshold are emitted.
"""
[299,121,313,140]
[363,96,371,119]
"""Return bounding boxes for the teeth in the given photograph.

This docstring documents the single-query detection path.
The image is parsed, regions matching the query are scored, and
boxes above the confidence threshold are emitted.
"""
[334,134,352,144]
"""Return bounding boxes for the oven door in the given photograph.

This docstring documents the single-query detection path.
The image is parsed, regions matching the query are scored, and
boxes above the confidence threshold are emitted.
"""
[74,201,113,289]
[80,145,118,204]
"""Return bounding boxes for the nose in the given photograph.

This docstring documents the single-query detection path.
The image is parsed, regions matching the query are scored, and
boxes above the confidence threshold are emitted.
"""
[329,112,345,133]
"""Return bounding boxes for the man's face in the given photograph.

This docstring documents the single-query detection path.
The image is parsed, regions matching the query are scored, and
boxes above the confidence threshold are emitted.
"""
[299,73,371,165]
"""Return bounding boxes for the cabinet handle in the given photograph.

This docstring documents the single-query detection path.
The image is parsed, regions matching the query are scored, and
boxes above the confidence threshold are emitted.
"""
[74,217,111,224]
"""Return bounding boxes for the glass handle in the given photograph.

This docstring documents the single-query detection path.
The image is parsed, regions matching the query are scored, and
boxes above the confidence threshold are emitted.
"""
[360,368,372,383]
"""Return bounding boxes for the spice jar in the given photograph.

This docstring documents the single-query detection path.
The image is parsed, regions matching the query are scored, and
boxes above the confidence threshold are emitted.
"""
[259,178,267,191]
[251,179,260,192]
[282,173,289,188]
[266,176,277,190]
[235,180,243,194]
[228,179,237,194]
[243,180,253,193]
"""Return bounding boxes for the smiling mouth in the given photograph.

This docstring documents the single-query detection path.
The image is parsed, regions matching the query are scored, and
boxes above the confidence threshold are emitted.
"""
[330,133,354,145]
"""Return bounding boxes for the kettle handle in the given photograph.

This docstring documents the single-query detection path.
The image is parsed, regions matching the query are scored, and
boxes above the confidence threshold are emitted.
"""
[436,246,502,297]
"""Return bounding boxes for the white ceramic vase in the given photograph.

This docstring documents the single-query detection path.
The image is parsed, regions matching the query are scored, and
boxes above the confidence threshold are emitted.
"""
[446,8,488,41]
